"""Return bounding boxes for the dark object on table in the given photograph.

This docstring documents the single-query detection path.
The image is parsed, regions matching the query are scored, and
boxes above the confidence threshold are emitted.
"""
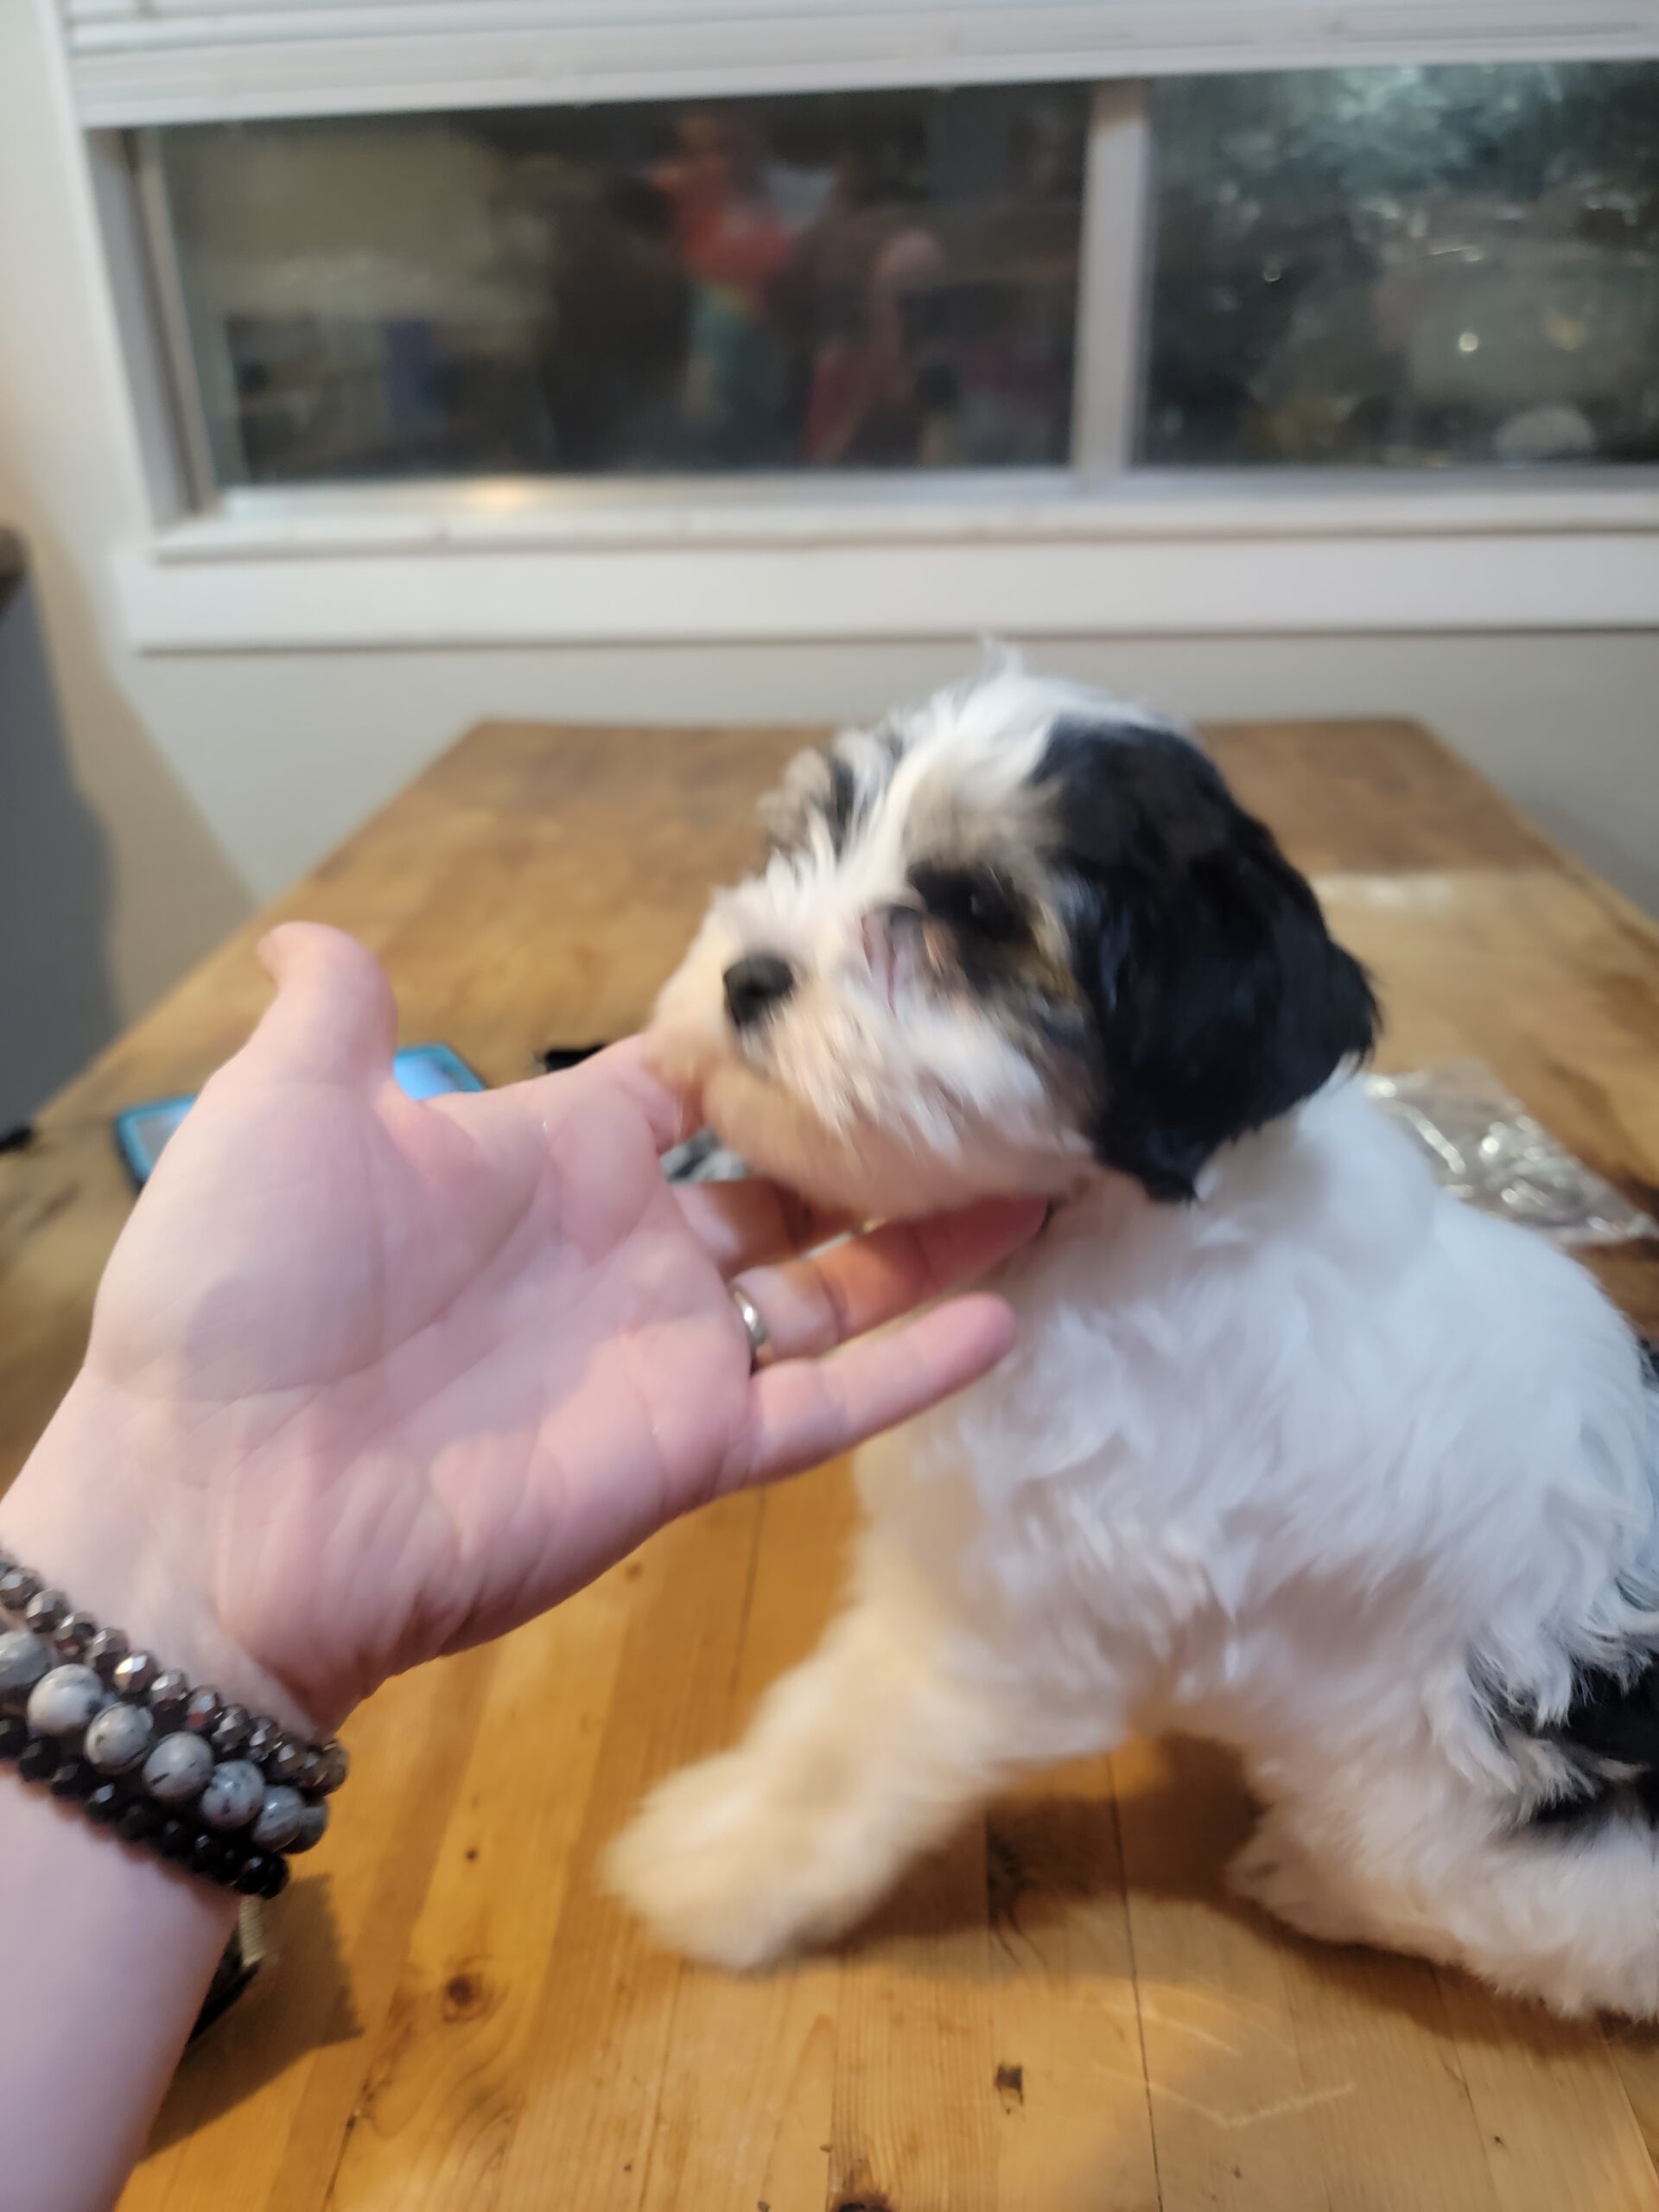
[537,1043,608,1073]
[190,1900,268,2039]
[662,1128,749,1185]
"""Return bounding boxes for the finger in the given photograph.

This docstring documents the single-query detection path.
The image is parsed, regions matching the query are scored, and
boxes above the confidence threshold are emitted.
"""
[731,1194,1044,1362]
[247,924,397,1085]
[726,1293,1018,1489]
[511,1036,700,1156]
[676,1177,855,1274]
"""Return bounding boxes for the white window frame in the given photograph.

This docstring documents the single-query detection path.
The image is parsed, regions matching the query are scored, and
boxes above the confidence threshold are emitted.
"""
[57,3,1659,127]
[66,22,1659,651]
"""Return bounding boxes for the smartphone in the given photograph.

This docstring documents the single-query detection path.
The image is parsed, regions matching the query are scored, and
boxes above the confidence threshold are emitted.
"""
[112,1042,486,1189]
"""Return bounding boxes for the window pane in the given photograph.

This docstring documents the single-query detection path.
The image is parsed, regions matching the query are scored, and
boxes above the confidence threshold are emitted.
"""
[1142,64,1659,468]
[153,89,1086,491]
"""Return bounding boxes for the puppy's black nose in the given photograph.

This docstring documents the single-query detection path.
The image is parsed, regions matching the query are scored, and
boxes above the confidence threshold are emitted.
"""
[723,953,796,1030]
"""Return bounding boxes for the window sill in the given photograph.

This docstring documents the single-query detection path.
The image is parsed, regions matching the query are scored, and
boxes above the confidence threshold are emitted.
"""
[117,475,1659,650]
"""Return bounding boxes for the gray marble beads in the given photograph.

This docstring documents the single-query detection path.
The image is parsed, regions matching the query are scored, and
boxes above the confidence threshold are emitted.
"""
[84,1700,156,1775]
[141,1730,215,1805]
[26,1663,107,1737]
[250,1785,306,1852]
[289,1799,329,1853]
[0,1629,51,1708]
[198,1758,265,1832]
[0,1547,340,1879]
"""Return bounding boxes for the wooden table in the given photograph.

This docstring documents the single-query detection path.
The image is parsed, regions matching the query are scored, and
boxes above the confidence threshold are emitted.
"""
[4,716,1659,2212]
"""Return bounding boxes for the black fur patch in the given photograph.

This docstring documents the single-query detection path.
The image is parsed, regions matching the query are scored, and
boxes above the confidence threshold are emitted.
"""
[762,746,866,861]
[824,752,859,853]
[1038,721,1378,1199]
[1500,1342,1659,1830]
[1553,1654,1659,1773]
[1510,1647,1659,1831]
[908,861,1029,947]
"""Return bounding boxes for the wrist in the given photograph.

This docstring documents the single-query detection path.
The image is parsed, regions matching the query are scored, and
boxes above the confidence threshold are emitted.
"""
[0,1373,320,1740]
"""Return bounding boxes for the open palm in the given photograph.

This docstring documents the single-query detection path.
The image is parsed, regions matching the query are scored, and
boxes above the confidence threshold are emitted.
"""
[43,927,1034,1732]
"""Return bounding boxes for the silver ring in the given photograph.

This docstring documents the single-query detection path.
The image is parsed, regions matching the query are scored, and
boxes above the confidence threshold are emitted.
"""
[728,1284,774,1374]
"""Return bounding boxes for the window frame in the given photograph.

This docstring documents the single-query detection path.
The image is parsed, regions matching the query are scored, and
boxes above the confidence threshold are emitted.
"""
[58,1,1659,130]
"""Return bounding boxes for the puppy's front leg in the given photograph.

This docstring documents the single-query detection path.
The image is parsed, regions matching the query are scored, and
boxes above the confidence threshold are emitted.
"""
[606,1578,1022,1969]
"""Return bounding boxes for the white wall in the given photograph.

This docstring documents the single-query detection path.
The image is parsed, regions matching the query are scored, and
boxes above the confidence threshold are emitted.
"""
[1,0,1655,1116]
[137,631,1659,912]
[0,0,249,1089]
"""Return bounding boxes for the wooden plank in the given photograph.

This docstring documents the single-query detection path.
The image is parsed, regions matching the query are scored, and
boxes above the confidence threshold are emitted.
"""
[1609,2031,1659,2190]
[1435,1975,1659,2212]
[1114,1735,1503,2212]
[324,1567,636,2210]
[1113,1732,1341,2212]
[987,1757,1162,2212]
[635,1468,856,2212]
[829,1821,1001,2212]
[486,1491,767,2212]
[1210,719,1555,878]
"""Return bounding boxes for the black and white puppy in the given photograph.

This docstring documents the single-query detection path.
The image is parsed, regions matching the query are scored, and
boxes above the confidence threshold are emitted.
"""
[610,661,1659,2018]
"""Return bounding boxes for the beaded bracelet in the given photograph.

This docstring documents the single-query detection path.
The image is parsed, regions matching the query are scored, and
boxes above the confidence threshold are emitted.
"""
[0,1547,346,1898]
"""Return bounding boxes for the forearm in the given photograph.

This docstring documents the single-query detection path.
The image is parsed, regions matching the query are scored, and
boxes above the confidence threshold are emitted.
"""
[0,1386,298,2212]
[0,1776,235,2212]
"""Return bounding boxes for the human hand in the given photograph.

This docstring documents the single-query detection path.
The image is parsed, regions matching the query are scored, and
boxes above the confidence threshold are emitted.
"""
[0,926,1038,1735]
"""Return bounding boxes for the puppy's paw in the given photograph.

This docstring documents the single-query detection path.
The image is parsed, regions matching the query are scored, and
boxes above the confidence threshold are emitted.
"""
[1228,1823,1372,1948]
[605,1751,836,1971]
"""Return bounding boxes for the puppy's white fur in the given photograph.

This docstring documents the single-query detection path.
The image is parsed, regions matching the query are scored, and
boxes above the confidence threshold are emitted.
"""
[610,665,1659,2016]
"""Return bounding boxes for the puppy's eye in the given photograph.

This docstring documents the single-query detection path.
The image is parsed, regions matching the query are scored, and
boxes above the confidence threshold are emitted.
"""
[909,863,1027,944]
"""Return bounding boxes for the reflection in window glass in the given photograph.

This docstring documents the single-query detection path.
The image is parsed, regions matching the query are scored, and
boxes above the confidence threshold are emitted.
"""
[155,89,1086,489]
[1143,64,1659,467]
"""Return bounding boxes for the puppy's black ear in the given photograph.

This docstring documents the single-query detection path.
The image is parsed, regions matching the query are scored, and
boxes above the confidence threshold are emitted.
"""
[1044,723,1377,1201]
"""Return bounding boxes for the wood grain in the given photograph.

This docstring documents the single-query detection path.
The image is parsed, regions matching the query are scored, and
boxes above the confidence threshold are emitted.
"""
[0,715,1654,2209]
[633,1474,853,2212]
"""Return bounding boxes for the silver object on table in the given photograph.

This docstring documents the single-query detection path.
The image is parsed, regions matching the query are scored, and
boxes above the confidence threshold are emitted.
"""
[1365,1059,1657,1248]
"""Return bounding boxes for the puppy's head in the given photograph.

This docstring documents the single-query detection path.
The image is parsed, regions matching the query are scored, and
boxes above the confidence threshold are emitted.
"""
[652,663,1376,1215]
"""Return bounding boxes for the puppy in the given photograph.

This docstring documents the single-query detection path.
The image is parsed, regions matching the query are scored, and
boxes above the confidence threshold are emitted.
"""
[609,661,1659,2018]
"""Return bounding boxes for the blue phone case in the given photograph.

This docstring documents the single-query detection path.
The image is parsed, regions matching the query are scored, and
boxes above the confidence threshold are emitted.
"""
[112,1045,486,1187]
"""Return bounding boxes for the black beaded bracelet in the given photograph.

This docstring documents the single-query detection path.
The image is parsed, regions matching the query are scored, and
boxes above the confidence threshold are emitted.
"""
[0,1546,346,1897]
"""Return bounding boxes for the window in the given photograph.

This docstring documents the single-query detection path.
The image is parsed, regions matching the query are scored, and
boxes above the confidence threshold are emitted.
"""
[1142,64,1659,468]
[150,87,1088,490]
[74,17,1659,649]
[137,59,1659,507]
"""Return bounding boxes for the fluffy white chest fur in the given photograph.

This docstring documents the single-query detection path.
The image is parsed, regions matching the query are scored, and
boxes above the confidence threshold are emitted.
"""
[609,667,1659,2018]
[882,1083,1651,1776]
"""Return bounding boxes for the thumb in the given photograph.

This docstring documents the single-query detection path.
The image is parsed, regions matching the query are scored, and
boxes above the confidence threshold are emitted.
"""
[245,923,397,1084]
